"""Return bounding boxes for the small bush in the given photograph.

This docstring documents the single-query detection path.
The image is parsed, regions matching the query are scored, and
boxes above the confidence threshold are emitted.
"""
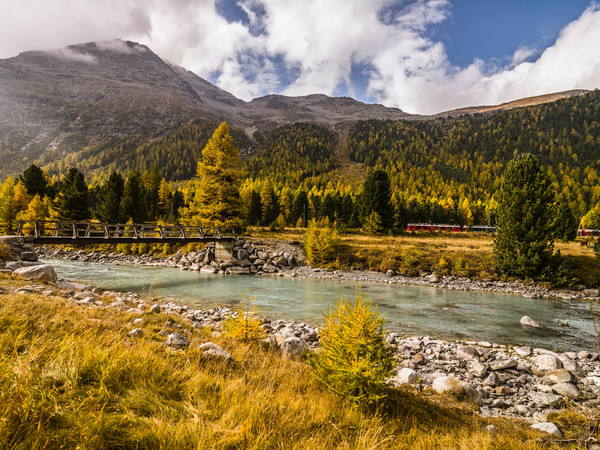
[223,293,267,343]
[303,219,341,266]
[308,289,395,405]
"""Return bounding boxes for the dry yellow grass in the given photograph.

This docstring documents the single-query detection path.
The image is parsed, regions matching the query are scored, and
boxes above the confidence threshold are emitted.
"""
[0,274,570,449]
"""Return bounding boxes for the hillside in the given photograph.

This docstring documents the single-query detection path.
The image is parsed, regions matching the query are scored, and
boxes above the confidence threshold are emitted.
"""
[0,39,589,180]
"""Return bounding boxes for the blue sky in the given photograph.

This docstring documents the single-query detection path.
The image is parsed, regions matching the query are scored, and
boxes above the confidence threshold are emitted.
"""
[1,0,599,114]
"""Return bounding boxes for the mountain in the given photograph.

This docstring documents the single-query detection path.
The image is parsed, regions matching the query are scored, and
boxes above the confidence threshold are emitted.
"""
[0,39,591,179]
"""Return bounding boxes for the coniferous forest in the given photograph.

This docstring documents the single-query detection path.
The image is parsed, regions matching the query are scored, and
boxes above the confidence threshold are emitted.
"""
[2,90,600,233]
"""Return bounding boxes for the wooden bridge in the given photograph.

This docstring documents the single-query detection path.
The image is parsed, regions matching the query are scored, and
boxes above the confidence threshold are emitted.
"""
[14,220,237,245]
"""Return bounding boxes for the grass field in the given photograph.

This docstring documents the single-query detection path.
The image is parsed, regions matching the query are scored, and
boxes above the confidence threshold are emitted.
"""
[246,228,600,287]
[2,273,592,449]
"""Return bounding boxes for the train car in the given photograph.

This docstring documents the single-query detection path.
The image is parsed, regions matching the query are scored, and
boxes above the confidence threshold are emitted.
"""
[577,229,600,237]
[407,223,463,232]
[407,223,496,233]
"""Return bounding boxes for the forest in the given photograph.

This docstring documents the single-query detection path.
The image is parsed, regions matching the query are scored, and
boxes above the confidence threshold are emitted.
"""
[1,90,600,232]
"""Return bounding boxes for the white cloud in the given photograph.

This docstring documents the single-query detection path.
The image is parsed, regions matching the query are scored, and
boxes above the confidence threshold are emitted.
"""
[46,47,98,64]
[0,0,599,114]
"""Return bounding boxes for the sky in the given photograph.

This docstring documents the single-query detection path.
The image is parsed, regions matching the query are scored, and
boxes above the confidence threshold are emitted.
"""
[0,0,599,114]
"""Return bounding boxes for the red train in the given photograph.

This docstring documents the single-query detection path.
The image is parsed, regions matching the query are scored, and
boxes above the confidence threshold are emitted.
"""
[406,223,496,233]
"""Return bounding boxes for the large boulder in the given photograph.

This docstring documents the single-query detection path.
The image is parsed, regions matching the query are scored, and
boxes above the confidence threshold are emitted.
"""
[432,376,481,404]
[531,355,563,376]
[281,337,306,359]
[199,342,233,362]
[456,345,482,360]
[13,264,57,283]
[531,422,563,437]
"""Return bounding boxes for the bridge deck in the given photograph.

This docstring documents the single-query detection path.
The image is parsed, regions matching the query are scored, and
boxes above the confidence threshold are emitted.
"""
[14,220,236,245]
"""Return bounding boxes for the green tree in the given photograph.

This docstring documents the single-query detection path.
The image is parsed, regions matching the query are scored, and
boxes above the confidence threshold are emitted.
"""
[493,154,556,278]
[553,202,578,241]
[359,170,393,231]
[96,172,124,223]
[308,290,395,405]
[55,168,90,221]
[246,190,262,226]
[120,171,146,223]
[19,164,48,198]
[181,122,245,230]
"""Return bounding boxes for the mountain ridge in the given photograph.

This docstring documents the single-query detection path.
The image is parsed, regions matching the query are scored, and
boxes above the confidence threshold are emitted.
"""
[0,39,591,178]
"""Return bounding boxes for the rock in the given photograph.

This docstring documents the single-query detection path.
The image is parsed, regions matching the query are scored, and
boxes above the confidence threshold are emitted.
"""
[489,358,517,371]
[552,382,580,398]
[561,359,586,378]
[237,249,250,261]
[432,377,481,404]
[281,337,306,359]
[128,328,144,337]
[385,270,395,277]
[13,264,57,283]
[225,266,251,274]
[531,355,563,376]
[133,318,144,325]
[513,345,531,357]
[531,422,563,437]
[158,329,169,336]
[149,304,161,313]
[485,425,498,434]
[396,368,419,384]
[412,353,427,365]
[200,266,219,274]
[583,289,600,297]
[520,316,542,328]
[467,360,489,378]
[456,345,482,360]
[20,251,38,262]
[262,263,278,273]
[165,332,189,347]
[272,256,289,268]
[483,372,500,387]
[543,369,574,384]
[529,392,562,408]
[199,342,233,362]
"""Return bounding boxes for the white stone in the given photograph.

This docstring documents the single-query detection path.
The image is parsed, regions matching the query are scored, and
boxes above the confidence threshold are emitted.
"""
[520,315,542,328]
[13,264,57,283]
[396,368,419,384]
[531,355,563,376]
[531,422,563,437]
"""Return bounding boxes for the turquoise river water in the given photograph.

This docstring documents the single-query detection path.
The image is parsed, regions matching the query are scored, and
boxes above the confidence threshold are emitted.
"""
[44,258,599,352]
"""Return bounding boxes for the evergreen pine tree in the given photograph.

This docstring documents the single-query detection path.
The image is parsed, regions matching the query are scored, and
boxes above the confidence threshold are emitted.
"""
[493,153,556,278]
[97,172,124,223]
[553,202,578,241]
[181,122,245,230]
[19,164,48,197]
[120,171,146,223]
[247,190,262,226]
[56,168,90,221]
[359,169,393,231]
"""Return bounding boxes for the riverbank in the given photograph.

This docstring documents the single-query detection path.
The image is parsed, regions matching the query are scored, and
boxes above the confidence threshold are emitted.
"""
[2,240,600,445]
[4,276,569,449]
[4,258,599,425]
[35,238,600,302]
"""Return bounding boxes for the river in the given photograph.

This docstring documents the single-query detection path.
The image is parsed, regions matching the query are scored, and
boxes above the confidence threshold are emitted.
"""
[45,258,599,352]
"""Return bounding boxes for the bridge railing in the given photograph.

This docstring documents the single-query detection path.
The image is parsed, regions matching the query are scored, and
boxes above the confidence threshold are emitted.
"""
[14,220,236,241]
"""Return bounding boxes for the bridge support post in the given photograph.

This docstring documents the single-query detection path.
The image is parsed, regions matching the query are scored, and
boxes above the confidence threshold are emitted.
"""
[215,241,234,262]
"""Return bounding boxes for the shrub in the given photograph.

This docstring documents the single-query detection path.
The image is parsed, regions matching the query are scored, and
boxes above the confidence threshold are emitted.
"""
[308,289,395,405]
[303,219,341,266]
[223,293,267,343]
